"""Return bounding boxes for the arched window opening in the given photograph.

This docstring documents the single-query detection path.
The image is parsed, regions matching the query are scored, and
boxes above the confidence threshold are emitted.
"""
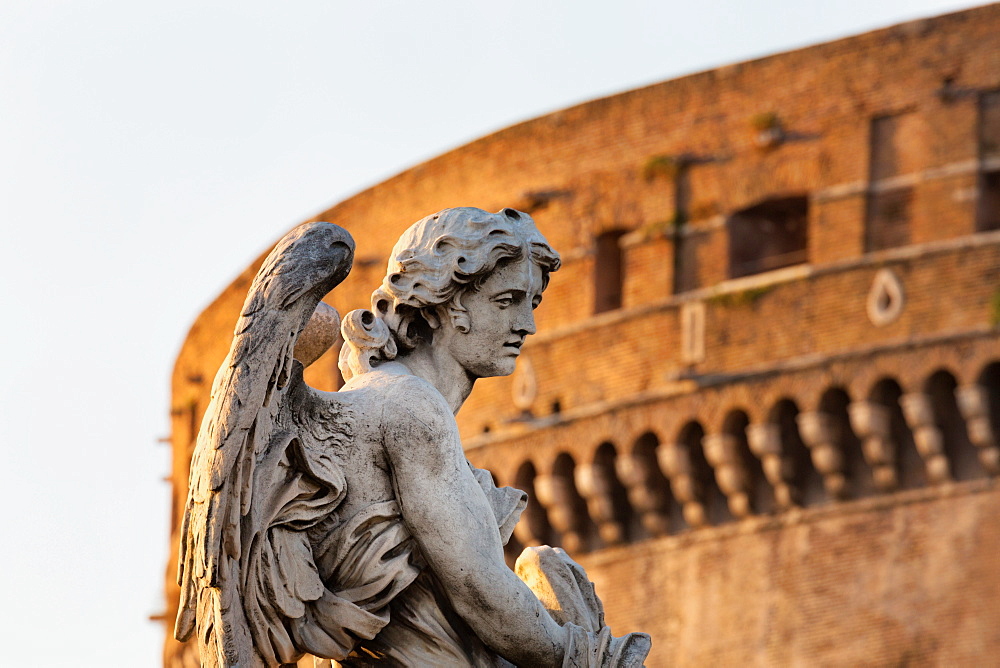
[723,410,776,516]
[678,421,733,526]
[869,378,925,490]
[819,388,875,500]
[770,399,826,507]
[594,229,627,313]
[727,195,809,279]
[631,432,683,536]
[926,370,982,481]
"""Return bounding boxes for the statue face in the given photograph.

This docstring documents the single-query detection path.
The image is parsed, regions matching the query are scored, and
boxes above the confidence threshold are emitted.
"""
[446,256,543,378]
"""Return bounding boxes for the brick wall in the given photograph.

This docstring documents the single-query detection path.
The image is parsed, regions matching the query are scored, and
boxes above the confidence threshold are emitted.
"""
[163,5,1000,665]
[579,483,1000,667]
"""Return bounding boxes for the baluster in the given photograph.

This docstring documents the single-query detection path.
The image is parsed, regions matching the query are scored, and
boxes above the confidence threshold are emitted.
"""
[848,401,897,492]
[955,384,1000,475]
[796,411,847,499]
[746,422,796,509]
[657,442,706,528]
[615,452,671,536]
[534,472,587,553]
[575,463,626,546]
[899,392,951,483]
[702,433,751,517]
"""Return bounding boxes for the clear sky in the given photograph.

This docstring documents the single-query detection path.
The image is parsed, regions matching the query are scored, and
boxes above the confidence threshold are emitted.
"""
[0,1,984,664]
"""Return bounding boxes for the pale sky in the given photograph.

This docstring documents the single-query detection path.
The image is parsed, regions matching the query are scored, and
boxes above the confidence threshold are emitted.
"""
[0,1,984,664]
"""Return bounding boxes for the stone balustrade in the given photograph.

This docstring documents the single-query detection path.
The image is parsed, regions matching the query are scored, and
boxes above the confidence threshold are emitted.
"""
[493,356,1000,559]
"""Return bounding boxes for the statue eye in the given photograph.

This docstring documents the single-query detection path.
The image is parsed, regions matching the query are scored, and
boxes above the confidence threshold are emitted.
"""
[493,294,514,308]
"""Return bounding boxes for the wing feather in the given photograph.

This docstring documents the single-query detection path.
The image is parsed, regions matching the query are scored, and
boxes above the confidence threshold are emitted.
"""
[174,222,355,666]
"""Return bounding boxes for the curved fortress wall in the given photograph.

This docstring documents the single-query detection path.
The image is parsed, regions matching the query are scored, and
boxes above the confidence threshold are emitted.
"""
[164,5,1000,666]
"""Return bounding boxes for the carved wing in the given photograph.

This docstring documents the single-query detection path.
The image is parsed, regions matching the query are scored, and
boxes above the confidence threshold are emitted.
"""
[174,222,355,667]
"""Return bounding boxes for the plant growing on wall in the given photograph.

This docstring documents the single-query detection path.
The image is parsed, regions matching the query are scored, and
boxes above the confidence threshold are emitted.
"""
[642,154,692,181]
[750,111,784,149]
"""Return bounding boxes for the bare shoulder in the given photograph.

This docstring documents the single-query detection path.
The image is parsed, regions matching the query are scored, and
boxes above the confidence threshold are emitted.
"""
[347,368,470,496]
[343,365,457,441]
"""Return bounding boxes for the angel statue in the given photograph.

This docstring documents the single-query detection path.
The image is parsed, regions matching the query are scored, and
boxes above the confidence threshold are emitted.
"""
[175,207,652,667]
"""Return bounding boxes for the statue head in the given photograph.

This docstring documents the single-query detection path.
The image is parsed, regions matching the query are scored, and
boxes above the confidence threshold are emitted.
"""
[340,207,560,381]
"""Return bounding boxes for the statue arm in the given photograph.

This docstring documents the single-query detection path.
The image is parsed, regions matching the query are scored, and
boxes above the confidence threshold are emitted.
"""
[382,378,568,667]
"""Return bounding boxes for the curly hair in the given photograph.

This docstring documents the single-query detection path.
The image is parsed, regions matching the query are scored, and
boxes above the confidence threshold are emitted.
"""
[339,207,561,381]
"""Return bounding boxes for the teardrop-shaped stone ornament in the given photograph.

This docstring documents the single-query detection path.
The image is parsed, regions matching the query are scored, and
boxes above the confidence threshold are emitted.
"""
[866,268,905,326]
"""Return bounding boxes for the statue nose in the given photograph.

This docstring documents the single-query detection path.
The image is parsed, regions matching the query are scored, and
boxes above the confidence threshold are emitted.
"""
[514,307,536,335]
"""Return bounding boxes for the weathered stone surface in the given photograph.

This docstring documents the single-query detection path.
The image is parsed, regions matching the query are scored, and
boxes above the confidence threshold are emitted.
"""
[293,302,341,367]
[175,208,649,667]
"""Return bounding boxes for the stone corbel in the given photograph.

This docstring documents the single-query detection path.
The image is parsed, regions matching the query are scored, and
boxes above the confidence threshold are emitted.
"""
[899,392,951,483]
[575,462,627,546]
[746,422,796,509]
[955,384,1000,475]
[796,411,847,499]
[656,442,707,528]
[848,401,897,492]
[534,472,588,553]
[615,452,671,537]
[702,433,751,518]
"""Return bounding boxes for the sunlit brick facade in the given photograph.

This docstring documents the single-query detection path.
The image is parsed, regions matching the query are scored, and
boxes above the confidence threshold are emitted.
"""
[163,6,1000,665]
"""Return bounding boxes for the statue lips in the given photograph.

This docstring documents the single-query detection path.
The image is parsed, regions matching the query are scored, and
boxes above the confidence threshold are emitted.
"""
[504,339,525,356]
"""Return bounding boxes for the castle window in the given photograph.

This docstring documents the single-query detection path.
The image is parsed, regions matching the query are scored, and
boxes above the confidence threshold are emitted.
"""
[594,229,627,313]
[865,113,915,251]
[979,172,1000,232]
[977,90,1000,232]
[727,196,809,279]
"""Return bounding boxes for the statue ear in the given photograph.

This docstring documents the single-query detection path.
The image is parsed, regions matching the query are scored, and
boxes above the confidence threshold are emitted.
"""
[445,295,470,334]
[450,311,470,333]
[423,309,442,330]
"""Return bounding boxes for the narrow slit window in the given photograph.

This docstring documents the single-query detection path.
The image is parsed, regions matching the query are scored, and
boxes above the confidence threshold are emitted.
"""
[865,113,916,251]
[594,230,627,313]
[977,91,1000,232]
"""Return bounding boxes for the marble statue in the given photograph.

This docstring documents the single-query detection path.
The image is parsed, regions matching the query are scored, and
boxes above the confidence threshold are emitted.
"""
[175,207,651,667]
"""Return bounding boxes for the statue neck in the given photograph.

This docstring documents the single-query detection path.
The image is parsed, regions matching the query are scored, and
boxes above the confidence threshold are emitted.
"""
[393,344,475,415]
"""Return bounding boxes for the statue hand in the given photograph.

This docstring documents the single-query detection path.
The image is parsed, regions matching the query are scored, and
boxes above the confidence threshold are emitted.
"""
[562,623,652,668]
[514,546,652,667]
